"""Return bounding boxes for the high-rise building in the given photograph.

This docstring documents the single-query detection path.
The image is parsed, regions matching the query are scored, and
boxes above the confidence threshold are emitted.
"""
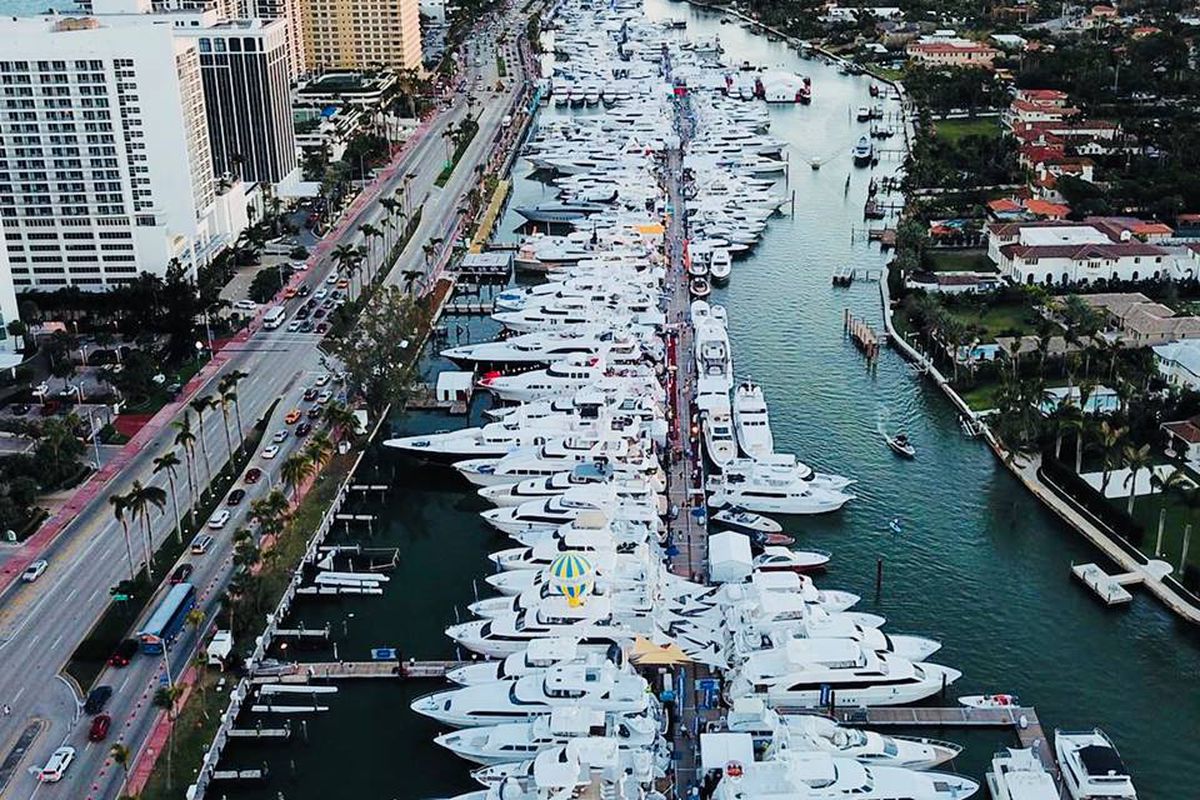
[0,16,221,289]
[246,0,306,78]
[300,0,422,71]
[178,19,297,183]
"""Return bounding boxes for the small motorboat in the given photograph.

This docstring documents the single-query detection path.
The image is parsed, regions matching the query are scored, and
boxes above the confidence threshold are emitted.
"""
[753,545,831,573]
[888,517,903,535]
[712,507,783,535]
[852,136,874,166]
[855,105,871,122]
[886,432,915,459]
[809,157,821,170]
[688,257,710,278]
[959,694,1020,709]
[690,276,711,298]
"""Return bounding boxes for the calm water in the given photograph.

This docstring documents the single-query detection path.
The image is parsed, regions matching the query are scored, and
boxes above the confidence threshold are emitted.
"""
[0,0,78,13]
[222,4,1200,798]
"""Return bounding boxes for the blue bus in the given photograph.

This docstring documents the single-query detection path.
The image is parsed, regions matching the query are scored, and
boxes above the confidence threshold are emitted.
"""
[138,582,197,654]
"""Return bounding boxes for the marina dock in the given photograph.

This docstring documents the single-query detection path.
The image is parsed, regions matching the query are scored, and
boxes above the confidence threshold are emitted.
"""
[250,660,465,682]
[1072,562,1142,606]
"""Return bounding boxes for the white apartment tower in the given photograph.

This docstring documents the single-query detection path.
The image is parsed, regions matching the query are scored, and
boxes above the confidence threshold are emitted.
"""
[0,16,219,289]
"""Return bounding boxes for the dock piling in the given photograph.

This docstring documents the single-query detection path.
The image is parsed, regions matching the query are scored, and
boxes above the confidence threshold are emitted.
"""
[875,557,883,597]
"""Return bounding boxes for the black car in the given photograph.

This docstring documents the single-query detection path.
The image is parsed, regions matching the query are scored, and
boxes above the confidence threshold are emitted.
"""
[299,320,315,333]
[8,404,29,416]
[84,685,113,715]
[170,563,194,584]
[295,421,313,437]
[108,639,138,668]
[295,307,310,320]
[297,284,311,297]
[227,488,246,506]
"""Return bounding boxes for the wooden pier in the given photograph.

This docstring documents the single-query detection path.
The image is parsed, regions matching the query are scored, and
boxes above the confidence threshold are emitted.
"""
[844,309,881,360]
[272,625,331,641]
[443,301,495,315]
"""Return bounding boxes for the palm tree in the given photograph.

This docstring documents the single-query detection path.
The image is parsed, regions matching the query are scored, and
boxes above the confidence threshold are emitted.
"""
[1098,421,1127,497]
[108,492,137,582]
[1122,443,1153,515]
[189,395,217,489]
[402,268,424,296]
[126,480,166,581]
[250,489,290,544]
[153,682,186,790]
[332,242,358,287]
[304,430,335,468]
[281,453,315,501]
[110,743,131,798]
[153,452,185,544]
[171,413,199,512]
[215,387,236,466]
[1074,381,1096,474]
[324,401,360,442]
[221,370,249,452]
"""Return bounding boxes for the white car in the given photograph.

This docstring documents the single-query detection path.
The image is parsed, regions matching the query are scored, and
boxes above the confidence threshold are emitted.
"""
[314,288,328,301]
[208,509,230,529]
[21,559,48,582]
[233,299,258,311]
[287,320,302,332]
[39,747,75,783]
[317,390,333,405]
[291,261,309,272]
[325,273,338,285]
[314,373,331,387]
[261,445,280,459]
[272,429,289,443]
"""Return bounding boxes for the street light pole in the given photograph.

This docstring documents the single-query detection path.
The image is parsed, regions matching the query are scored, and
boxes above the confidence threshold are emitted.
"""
[87,409,102,469]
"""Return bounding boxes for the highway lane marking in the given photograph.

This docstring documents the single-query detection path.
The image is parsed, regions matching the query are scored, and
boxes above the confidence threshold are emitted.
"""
[12,685,25,704]
[49,633,64,652]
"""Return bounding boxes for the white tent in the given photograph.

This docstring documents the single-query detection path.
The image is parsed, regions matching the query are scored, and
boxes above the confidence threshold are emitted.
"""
[709,531,752,584]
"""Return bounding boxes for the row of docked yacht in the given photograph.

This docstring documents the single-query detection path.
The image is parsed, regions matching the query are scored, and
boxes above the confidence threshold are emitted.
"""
[401,3,984,800]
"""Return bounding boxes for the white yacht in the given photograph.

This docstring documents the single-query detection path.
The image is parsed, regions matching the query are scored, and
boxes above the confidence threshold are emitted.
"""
[444,638,616,685]
[470,738,657,789]
[986,748,1060,800]
[435,708,661,765]
[481,491,661,538]
[478,466,662,511]
[707,455,854,514]
[708,747,979,800]
[446,598,655,658]
[1055,729,1137,800]
[479,360,661,404]
[726,699,962,771]
[410,664,651,727]
[493,304,664,334]
[699,393,738,469]
[442,329,654,368]
[716,570,863,615]
[727,638,962,707]
[733,381,774,459]
[456,439,664,489]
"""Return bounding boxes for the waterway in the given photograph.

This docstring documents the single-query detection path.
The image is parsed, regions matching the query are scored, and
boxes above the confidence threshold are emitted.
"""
[221,4,1200,798]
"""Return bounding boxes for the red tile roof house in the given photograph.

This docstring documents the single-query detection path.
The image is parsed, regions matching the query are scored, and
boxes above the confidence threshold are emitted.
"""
[905,40,1000,67]
[1161,417,1200,462]
[987,220,1173,287]
[1003,98,1079,129]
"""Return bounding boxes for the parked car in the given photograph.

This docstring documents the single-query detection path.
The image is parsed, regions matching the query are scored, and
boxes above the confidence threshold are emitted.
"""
[314,288,328,301]
[303,388,319,402]
[208,509,230,529]
[227,488,246,506]
[108,638,138,668]
[299,320,315,333]
[317,391,333,405]
[39,747,75,782]
[261,445,280,459]
[170,563,194,584]
[84,685,112,715]
[88,714,112,742]
[325,273,338,285]
[233,299,258,311]
[287,321,302,332]
[316,322,329,334]
[191,534,214,555]
[9,403,29,416]
[22,559,48,582]
[244,468,263,484]
[307,406,323,420]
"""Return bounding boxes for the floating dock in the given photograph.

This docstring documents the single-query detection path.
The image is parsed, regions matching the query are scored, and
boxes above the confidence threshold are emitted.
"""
[227,727,291,741]
[1071,562,1141,606]
[209,768,268,784]
[250,660,466,682]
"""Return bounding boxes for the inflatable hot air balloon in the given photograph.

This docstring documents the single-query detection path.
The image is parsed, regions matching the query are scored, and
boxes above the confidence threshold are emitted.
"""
[548,551,593,607]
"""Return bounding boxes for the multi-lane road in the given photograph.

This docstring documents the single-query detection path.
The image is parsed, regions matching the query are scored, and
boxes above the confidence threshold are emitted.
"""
[0,6,531,797]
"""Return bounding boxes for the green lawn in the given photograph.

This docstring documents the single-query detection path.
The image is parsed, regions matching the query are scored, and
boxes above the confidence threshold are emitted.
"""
[923,250,997,273]
[933,117,1001,144]
[959,382,1003,411]
[943,300,1038,340]
[1127,490,1200,575]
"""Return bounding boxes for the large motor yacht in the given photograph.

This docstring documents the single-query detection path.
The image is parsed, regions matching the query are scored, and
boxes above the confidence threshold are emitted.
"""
[1054,729,1137,800]
[410,664,652,727]
[986,747,1061,800]
[707,454,854,514]
[727,638,962,707]
[434,707,662,765]
[733,380,775,459]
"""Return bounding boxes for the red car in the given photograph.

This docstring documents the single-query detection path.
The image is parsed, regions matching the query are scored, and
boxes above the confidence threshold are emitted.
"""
[244,467,263,484]
[88,714,111,742]
[108,638,138,668]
